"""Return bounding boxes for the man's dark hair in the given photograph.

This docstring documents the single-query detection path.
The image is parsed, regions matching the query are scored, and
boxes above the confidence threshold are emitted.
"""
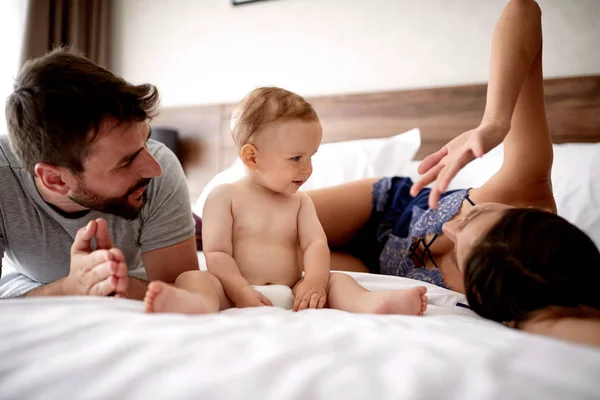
[6,47,159,175]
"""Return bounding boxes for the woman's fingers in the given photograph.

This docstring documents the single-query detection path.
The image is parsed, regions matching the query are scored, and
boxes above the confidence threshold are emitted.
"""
[428,184,444,210]
[417,147,448,175]
[410,164,444,197]
[429,150,476,208]
[439,150,476,193]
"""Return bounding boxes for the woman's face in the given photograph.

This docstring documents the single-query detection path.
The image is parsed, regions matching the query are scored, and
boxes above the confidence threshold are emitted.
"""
[442,202,512,272]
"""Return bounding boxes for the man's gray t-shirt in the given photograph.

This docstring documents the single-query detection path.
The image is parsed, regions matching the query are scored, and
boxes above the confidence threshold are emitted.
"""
[0,136,195,297]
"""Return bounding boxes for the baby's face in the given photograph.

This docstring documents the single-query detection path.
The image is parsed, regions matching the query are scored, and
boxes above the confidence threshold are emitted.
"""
[254,120,322,195]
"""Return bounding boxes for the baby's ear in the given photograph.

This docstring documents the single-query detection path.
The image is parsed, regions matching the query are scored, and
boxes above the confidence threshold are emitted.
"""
[240,144,258,170]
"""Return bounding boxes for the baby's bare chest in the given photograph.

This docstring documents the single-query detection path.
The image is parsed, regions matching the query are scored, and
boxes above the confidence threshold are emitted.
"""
[232,195,300,240]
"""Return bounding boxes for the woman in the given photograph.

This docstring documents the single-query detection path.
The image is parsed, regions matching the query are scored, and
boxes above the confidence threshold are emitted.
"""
[309,0,600,347]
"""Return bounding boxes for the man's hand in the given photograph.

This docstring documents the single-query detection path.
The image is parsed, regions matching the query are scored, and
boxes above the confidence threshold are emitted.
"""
[293,278,327,312]
[63,219,128,296]
[94,218,128,297]
[234,285,273,308]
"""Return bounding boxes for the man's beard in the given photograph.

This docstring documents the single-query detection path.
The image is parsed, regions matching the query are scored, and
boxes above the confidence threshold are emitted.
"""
[69,178,151,220]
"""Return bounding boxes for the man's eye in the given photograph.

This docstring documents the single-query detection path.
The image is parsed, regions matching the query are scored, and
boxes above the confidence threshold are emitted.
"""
[120,160,133,169]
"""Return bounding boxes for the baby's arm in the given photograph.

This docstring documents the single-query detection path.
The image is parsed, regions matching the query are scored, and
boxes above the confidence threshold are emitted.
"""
[203,185,272,307]
[294,192,330,311]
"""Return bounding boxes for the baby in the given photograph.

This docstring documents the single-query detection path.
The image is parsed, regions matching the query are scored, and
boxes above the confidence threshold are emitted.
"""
[144,87,427,315]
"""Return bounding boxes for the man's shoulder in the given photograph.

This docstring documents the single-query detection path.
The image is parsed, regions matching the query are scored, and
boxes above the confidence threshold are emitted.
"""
[147,139,176,164]
[0,137,27,200]
[140,139,190,219]
[147,139,185,186]
[0,135,21,169]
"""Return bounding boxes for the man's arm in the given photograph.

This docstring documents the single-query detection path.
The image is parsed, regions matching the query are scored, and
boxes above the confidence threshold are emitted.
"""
[138,143,200,290]
[24,278,66,297]
[142,236,199,283]
[0,227,4,286]
[123,276,150,300]
[24,219,124,298]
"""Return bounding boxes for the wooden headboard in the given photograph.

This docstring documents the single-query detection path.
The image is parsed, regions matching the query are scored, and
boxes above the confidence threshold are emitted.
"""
[154,75,600,203]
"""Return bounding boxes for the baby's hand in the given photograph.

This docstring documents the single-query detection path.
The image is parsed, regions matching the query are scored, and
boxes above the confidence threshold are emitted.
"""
[234,286,273,308]
[293,278,327,312]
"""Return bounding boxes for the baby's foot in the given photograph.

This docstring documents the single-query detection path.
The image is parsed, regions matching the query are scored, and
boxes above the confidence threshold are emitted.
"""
[144,281,212,315]
[363,286,428,316]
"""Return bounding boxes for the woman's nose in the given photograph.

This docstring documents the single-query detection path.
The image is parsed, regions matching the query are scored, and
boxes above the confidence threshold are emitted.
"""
[442,219,459,243]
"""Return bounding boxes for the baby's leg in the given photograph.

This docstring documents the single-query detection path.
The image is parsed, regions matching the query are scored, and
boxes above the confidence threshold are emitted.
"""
[327,273,427,316]
[144,271,231,314]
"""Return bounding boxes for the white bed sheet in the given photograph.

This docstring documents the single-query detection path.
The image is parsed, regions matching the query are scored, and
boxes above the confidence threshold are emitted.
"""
[1,269,599,400]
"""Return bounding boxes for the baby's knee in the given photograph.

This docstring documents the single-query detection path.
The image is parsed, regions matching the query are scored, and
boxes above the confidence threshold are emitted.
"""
[328,272,351,288]
[174,270,215,286]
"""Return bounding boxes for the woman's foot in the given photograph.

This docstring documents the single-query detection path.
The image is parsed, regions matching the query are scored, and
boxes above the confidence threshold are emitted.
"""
[361,286,428,316]
[144,281,213,314]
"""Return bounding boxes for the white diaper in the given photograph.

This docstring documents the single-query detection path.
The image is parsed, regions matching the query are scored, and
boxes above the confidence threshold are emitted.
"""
[251,284,294,310]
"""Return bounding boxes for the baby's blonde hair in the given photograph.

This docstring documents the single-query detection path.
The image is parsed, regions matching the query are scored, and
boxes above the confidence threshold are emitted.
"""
[231,87,319,149]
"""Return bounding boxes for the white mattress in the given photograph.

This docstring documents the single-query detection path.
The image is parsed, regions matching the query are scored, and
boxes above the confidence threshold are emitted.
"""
[0,271,599,400]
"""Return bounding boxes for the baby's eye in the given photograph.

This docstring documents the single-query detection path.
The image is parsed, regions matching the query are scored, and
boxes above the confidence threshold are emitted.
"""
[289,156,301,162]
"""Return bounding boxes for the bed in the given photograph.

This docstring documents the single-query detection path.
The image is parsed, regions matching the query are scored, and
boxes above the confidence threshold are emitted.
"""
[1,76,599,399]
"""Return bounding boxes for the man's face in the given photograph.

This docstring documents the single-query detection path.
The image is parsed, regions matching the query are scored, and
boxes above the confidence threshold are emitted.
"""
[68,119,163,220]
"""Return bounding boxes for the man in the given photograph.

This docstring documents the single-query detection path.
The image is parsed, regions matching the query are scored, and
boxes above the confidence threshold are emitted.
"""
[0,48,199,299]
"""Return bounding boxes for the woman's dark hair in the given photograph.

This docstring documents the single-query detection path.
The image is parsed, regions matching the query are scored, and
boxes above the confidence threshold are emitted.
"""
[464,208,600,323]
[5,47,159,175]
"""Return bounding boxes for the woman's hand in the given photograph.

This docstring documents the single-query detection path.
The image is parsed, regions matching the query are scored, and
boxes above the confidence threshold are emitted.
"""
[410,120,509,209]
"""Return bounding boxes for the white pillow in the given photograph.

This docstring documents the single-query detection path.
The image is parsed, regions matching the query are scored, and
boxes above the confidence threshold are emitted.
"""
[549,142,600,247]
[407,142,600,247]
[194,128,421,215]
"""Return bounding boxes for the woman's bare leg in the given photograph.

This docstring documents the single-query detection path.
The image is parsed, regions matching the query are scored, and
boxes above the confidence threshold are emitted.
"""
[307,178,378,247]
[331,251,369,273]
[144,271,232,314]
[327,273,427,315]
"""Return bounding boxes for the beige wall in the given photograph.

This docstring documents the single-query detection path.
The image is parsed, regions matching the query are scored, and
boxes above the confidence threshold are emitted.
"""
[111,0,600,108]
[0,0,28,134]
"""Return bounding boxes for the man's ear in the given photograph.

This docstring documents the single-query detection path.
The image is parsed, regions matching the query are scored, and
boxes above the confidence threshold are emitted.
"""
[34,162,73,196]
[240,144,259,170]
